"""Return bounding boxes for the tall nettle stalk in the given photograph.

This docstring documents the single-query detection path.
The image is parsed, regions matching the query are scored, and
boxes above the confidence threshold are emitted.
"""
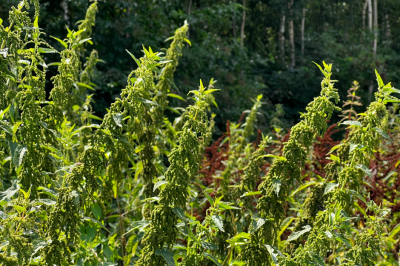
[278,70,396,265]
[242,62,340,265]
[221,95,263,198]
[137,81,216,266]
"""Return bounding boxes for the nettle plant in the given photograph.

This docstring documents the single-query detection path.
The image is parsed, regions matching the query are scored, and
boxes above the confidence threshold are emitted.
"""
[1,1,400,266]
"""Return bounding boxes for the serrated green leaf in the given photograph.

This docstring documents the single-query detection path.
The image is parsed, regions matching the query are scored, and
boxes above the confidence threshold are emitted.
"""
[211,215,224,232]
[72,38,92,49]
[373,127,392,143]
[31,238,48,258]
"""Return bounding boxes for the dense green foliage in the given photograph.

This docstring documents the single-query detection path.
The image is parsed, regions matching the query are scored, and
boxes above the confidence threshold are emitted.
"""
[2,0,400,133]
[2,1,400,266]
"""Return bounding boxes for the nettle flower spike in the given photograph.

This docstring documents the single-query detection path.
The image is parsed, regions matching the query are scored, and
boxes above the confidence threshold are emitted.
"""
[137,80,216,266]
[242,62,340,265]
[221,94,263,198]
[153,21,189,125]
[50,1,99,125]
[281,69,397,265]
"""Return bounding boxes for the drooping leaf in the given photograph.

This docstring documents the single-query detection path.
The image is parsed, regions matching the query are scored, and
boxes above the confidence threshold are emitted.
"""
[278,217,295,239]
[272,178,282,195]
[324,182,339,195]
[241,191,261,197]
[76,82,95,91]
[153,180,168,192]
[350,190,368,205]
[311,254,326,266]
[265,244,279,264]
[218,203,240,210]
[287,225,312,242]
[155,248,175,266]
[340,120,362,127]
[13,145,28,167]
[126,49,141,67]
[355,164,372,177]
[31,239,48,258]
[172,207,186,222]
[204,253,222,266]
[290,181,316,197]
[112,113,123,127]
[83,216,110,233]
[201,241,218,250]
[0,180,20,201]
[50,36,68,49]
[373,127,392,143]
[168,93,185,101]
[37,199,56,206]
[387,223,400,240]
[91,203,102,220]
[249,217,267,235]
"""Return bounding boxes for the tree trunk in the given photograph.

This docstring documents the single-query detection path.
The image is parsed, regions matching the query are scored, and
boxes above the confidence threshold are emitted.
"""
[240,0,246,46]
[288,0,295,67]
[126,7,131,38]
[279,14,286,65]
[367,0,372,30]
[60,0,69,27]
[187,0,192,16]
[363,0,368,30]
[187,0,192,49]
[233,0,237,38]
[373,0,377,57]
[385,13,391,40]
[368,82,374,102]
[301,8,305,56]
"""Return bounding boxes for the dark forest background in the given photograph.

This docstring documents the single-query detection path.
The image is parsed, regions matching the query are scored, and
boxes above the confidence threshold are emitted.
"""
[1,0,399,135]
